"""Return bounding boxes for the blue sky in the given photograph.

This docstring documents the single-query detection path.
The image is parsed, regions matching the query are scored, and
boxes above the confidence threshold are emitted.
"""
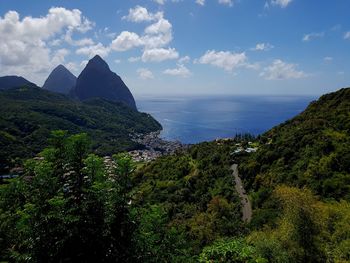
[0,0,349,95]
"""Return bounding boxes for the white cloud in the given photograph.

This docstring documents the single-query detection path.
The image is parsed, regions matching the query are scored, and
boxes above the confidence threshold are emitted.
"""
[128,56,141,63]
[51,48,70,65]
[49,39,62,46]
[196,0,205,6]
[76,43,110,58]
[252,43,274,51]
[0,7,93,83]
[113,6,173,52]
[144,17,172,35]
[344,31,350,39]
[111,19,172,51]
[154,0,166,4]
[270,0,293,8]
[123,5,162,23]
[110,31,143,51]
[142,17,173,48]
[64,31,95,46]
[323,57,333,62]
[137,68,154,79]
[141,32,172,49]
[302,32,324,42]
[178,56,191,64]
[260,59,307,80]
[65,62,79,73]
[80,60,88,69]
[153,0,184,4]
[197,50,247,72]
[142,48,179,62]
[163,64,191,77]
[114,59,121,64]
[218,0,234,7]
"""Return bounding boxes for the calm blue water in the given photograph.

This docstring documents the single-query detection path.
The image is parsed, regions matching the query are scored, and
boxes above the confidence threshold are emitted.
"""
[136,95,315,144]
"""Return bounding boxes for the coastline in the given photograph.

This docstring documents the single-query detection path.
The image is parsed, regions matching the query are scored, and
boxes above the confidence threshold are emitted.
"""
[129,131,188,162]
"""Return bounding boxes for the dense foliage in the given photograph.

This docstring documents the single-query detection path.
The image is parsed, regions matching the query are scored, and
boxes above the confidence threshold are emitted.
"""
[0,131,136,262]
[231,88,350,262]
[238,88,350,225]
[131,141,245,261]
[199,238,267,263]
[1,87,350,262]
[247,186,350,263]
[0,86,161,173]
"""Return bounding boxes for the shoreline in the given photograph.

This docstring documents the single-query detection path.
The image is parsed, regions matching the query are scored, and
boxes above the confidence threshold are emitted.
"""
[129,131,188,162]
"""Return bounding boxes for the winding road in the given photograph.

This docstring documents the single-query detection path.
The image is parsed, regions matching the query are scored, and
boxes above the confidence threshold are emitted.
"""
[231,164,252,223]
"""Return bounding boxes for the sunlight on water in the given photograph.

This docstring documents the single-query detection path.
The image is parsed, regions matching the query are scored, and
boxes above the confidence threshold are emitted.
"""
[136,95,314,144]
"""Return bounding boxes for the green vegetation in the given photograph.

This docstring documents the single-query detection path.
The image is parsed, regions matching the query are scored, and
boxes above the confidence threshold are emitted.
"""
[1,87,350,262]
[233,87,350,262]
[247,186,350,263]
[131,141,246,261]
[0,131,136,262]
[0,86,161,173]
[199,238,267,263]
[240,88,350,201]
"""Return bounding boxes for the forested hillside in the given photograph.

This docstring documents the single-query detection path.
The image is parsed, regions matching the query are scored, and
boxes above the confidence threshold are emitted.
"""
[239,87,350,203]
[232,87,350,262]
[0,86,161,173]
[0,88,349,263]
[131,141,245,261]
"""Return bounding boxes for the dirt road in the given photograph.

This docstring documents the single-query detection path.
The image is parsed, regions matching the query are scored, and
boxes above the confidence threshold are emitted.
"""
[231,164,252,222]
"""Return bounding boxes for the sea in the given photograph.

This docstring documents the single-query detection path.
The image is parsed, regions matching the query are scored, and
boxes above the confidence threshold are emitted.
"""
[136,95,315,144]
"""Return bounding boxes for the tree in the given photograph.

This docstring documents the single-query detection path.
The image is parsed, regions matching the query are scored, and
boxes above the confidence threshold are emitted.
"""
[199,238,267,263]
[0,132,137,262]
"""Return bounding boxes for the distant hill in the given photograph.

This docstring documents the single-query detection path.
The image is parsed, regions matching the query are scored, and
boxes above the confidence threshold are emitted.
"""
[0,86,161,173]
[72,55,137,110]
[42,65,76,94]
[0,76,37,90]
[240,87,350,201]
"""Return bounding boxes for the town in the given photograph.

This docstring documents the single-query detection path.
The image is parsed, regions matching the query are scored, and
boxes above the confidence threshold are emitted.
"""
[128,131,187,162]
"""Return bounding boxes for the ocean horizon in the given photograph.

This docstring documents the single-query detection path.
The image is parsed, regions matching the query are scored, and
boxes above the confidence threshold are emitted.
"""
[136,94,315,144]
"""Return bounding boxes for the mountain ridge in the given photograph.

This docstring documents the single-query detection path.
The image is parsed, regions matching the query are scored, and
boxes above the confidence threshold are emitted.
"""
[0,85,161,173]
[0,75,37,90]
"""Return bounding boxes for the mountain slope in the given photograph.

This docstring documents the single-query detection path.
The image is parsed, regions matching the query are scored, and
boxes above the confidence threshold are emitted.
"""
[0,76,37,90]
[132,141,243,259]
[239,87,350,202]
[42,65,76,94]
[0,86,161,173]
[72,55,137,110]
[131,87,350,260]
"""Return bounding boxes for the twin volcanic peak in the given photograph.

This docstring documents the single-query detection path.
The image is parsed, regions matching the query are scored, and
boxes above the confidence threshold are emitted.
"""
[71,55,137,110]
[42,55,137,110]
[0,56,137,110]
[42,64,77,95]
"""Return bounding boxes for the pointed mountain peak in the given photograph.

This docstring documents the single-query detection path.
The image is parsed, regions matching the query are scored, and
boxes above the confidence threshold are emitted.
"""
[91,54,104,61]
[55,64,67,70]
[73,56,137,110]
[42,65,76,94]
[52,64,72,74]
[87,55,110,71]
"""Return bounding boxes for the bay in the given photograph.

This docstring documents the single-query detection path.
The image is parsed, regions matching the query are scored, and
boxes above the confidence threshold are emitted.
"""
[136,95,315,144]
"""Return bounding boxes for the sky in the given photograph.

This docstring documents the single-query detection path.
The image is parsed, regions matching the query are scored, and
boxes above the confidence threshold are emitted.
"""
[0,0,349,96]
